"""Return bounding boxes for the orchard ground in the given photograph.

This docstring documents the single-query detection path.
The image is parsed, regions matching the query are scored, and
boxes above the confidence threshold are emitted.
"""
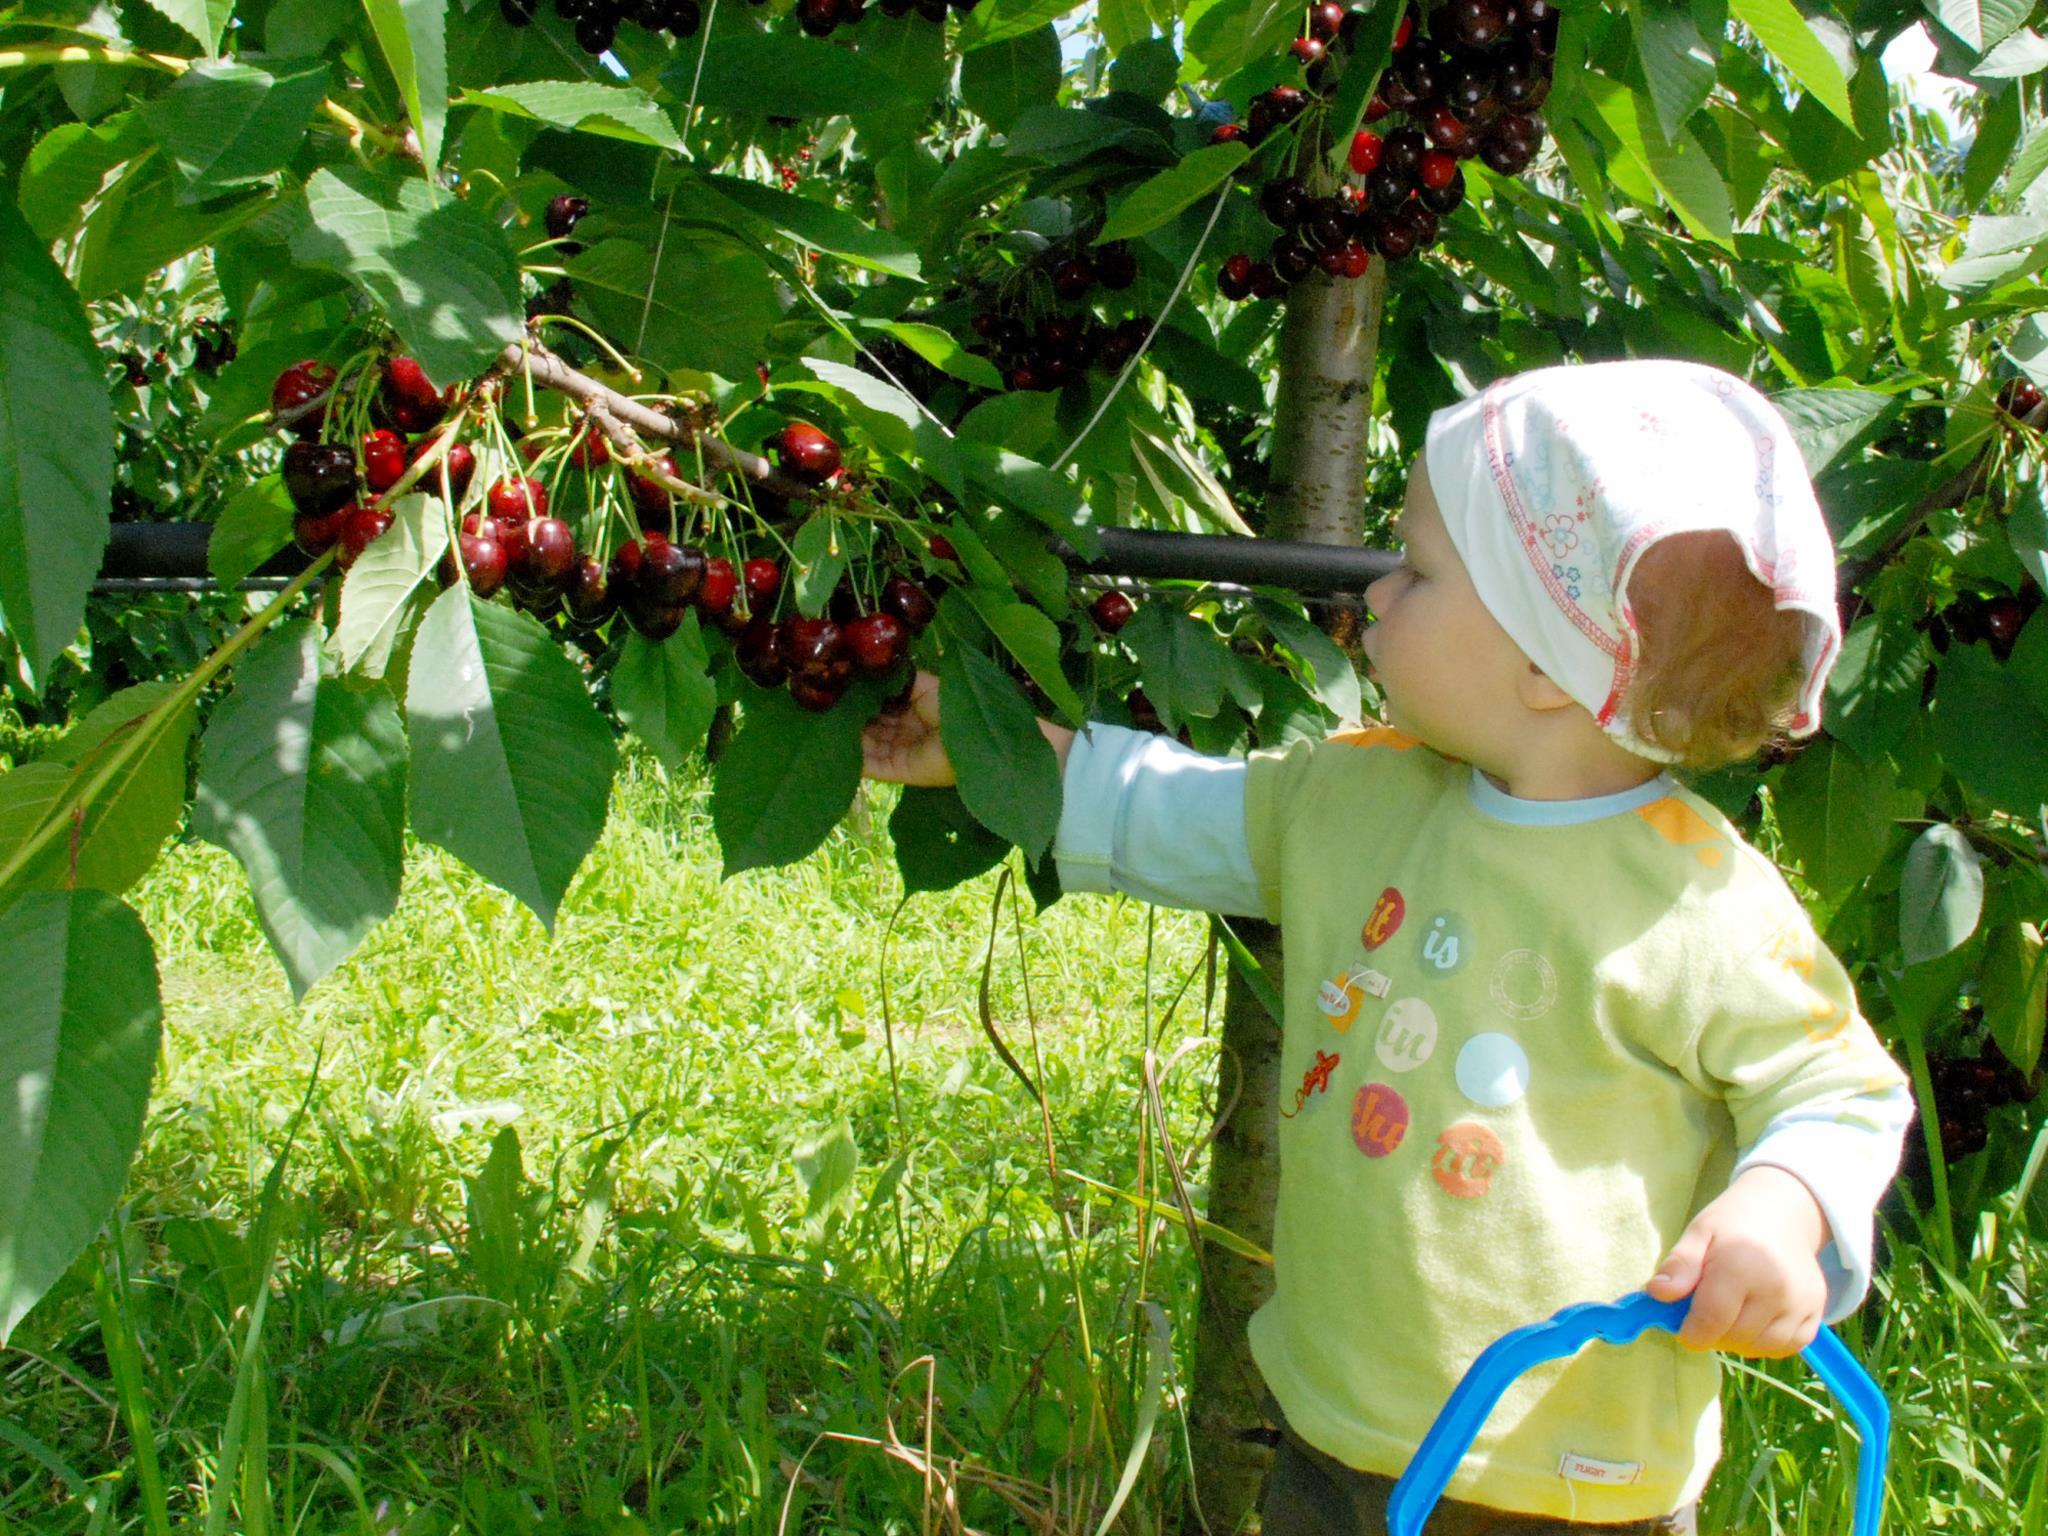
[3,751,2043,1534]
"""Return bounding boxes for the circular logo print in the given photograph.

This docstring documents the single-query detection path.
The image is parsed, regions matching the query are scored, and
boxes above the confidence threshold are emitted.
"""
[1351,1082,1411,1159]
[1455,1033,1531,1108]
[1416,911,1471,978]
[1361,887,1407,951]
[1374,998,1438,1074]
[1490,949,1558,1021]
[1432,1121,1506,1199]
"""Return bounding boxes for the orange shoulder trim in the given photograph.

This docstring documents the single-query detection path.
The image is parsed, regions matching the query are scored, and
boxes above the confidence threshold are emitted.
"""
[1327,726,1422,752]
[1633,796,1729,869]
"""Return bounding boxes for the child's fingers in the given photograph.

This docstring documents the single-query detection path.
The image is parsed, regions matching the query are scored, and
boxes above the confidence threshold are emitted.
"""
[1672,1247,1744,1350]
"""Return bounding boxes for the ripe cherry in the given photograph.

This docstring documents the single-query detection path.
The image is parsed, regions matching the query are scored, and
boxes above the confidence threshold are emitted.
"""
[271,360,337,438]
[283,442,358,516]
[1999,378,2044,421]
[641,536,706,605]
[880,576,937,631]
[1292,36,1326,65]
[788,676,845,712]
[1392,9,1414,49]
[1341,240,1372,278]
[929,534,958,562]
[545,194,589,240]
[1309,0,1345,39]
[630,454,677,518]
[698,557,739,617]
[1365,92,1392,122]
[776,421,841,484]
[1090,590,1135,632]
[743,557,782,603]
[1419,150,1459,190]
[1219,254,1255,302]
[1260,175,1307,227]
[460,533,509,598]
[521,517,578,588]
[409,438,475,501]
[846,613,908,675]
[736,618,788,686]
[360,430,409,494]
[781,617,852,688]
[1986,596,2026,653]
[1211,122,1245,144]
[487,476,548,520]
[1350,130,1385,174]
[294,508,347,557]
[565,557,616,626]
[338,505,394,568]
[384,356,455,422]
[1096,242,1138,289]
[1426,107,1470,153]
[1053,257,1095,300]
[570,429,610,467]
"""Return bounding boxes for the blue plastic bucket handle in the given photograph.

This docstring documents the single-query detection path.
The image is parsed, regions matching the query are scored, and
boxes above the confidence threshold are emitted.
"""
[1383,1291,1889,1536]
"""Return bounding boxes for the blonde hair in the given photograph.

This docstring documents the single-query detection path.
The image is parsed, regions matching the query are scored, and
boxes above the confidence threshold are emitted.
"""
[1622,531,1809,770]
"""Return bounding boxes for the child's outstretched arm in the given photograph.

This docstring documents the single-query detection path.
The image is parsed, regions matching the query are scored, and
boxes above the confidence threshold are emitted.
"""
[860,670,1267,917]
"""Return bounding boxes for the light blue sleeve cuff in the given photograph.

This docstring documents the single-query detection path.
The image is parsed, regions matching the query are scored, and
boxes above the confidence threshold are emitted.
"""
[1732,1084,1916,1325]
[1052,723,1265,917]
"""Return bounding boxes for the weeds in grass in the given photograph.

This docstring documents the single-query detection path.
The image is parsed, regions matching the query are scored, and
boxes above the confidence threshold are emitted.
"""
[1,756,2041,1533]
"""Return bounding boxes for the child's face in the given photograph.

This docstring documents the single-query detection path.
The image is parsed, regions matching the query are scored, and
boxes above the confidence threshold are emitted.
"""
[1361,463,1537,764]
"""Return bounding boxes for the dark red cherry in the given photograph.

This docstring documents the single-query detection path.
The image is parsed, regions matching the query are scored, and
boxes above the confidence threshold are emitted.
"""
[487,477,547,521]
[697,557,739,617]
[270,360,336,438]
[360,430,408,494]
[744,557,782,603]
[521,517,578,586]
[460,533,508,598]
[640,536,706,606]
[845,613,908,675]
[283,441,359,516]
[409,437,475,501]
[880,576,936,632]
[293,508,347,557]
[777,421,841,484]
[564,557,616,626]
[338,505,394,568]
[1090,590,1135,632]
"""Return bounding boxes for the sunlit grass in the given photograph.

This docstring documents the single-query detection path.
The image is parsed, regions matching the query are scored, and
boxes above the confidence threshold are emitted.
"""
[1,754,2041,1534]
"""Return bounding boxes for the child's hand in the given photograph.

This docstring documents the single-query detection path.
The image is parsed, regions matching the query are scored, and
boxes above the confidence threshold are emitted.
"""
[1645,1165,1830,1359]
[861,670,955,786]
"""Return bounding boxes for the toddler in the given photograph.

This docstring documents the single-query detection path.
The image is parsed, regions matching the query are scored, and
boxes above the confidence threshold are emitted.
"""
[861,360,1915,1534]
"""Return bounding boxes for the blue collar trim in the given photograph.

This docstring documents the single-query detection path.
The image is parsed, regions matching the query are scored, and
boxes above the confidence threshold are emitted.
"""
[1465,768,1677,826]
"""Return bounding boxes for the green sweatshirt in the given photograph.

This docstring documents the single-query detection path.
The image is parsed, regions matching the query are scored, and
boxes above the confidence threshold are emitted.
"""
[1241,727,1910,1523]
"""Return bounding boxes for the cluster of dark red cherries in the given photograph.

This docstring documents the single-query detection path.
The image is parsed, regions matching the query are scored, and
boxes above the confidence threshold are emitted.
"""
[784,0,979,39]
[1929,588,2037,663]
[964,242,1147,392]
[1214,0,1555,298]
[498,0,705,51]
[1903,1038,2042,1171]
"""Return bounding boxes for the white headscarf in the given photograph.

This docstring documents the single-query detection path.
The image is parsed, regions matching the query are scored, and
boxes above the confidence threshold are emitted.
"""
[1422,360,1842,762]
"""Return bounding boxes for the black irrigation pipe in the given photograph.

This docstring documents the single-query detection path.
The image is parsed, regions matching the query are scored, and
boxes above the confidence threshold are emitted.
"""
[93,522,1401,597]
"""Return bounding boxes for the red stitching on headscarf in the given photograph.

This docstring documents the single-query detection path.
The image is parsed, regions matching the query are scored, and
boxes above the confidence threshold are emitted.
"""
[1483,392,1619,659]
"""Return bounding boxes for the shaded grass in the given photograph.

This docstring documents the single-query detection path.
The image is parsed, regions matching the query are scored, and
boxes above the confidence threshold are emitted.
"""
[1,753,2042,1533]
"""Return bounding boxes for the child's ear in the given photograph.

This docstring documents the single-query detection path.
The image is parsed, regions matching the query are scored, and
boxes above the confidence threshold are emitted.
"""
[1516,661,1577,713]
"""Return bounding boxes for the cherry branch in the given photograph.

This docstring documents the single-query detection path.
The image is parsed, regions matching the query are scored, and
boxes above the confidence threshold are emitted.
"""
[501,340,822,505]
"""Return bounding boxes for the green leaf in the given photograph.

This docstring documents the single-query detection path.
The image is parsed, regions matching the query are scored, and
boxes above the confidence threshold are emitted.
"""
[957,442,1099,555]
[676,32,908,117]
[71,157,273,304]
[711,685,869,876]
[1005,105,1155,162]
[961,25,1062,131]
[960,390,1059,458]
[958,0,1084,49]
[362,0,449,173]
[137,59,331,199]
[1098,142,1250,245]
[0,684,195,908]
[1932,631,2048,814]
[705,175,921,279]
[292,167,523,388]
[139,0,233,53]
[456,81,684,152]
[798,356,923,457]
[406,589,618,928]
[1962,85,2022,209]
[1771,737,1900,902]
[1121,605,1228,729]
[1898,824,1984,966]
[890,786,1009,893]
[1255,599,1361,723]
[964,593,1086,723]
[1982,920,2046,1075]
[937,645,1060,862]
[568,236,777,382]
[194,621,408,998]
[1727,0,1854,129]
[2009,479,2048,592]
[789,515,850,618]
[0,889,163,1345]
[1579,74,1733,248]
[328,494,450,681]
[864,320,1003,390]
[0,196,113,692]
[208,475,296,588]
[1770,386,1894,476]
[1629,0,1719,139]
[1824,610,1931,763]
[1109,36,1180,100]
[611,619,715,774]
[1938,205,2048,293]
[18,112,153,244]
[1925,0,2032,53]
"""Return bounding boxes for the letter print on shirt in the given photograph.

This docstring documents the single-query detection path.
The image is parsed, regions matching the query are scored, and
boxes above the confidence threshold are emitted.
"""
[1361,886,1407,950]
[1281,1049,1343,1119]
[1351,1082,1411,1157]
[1417,911,1471,978]
[1490,948,1558,1021]
[1455,1033,1531,1107]
[1432,1120,1505,1197]
[1374,997,1438,1073]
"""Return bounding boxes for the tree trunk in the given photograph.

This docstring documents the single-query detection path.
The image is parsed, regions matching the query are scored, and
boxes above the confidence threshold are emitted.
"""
[1186,252,1385,1534]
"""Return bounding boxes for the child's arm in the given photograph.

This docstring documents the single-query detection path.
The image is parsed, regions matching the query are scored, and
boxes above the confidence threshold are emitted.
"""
[860,670,1267,917]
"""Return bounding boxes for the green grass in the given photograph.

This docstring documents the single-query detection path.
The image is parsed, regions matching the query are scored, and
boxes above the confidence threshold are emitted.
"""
[2,754,2043,1534]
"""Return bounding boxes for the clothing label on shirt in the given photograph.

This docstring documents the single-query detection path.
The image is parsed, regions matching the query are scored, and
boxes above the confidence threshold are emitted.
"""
[1557,1452,1643,1486]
